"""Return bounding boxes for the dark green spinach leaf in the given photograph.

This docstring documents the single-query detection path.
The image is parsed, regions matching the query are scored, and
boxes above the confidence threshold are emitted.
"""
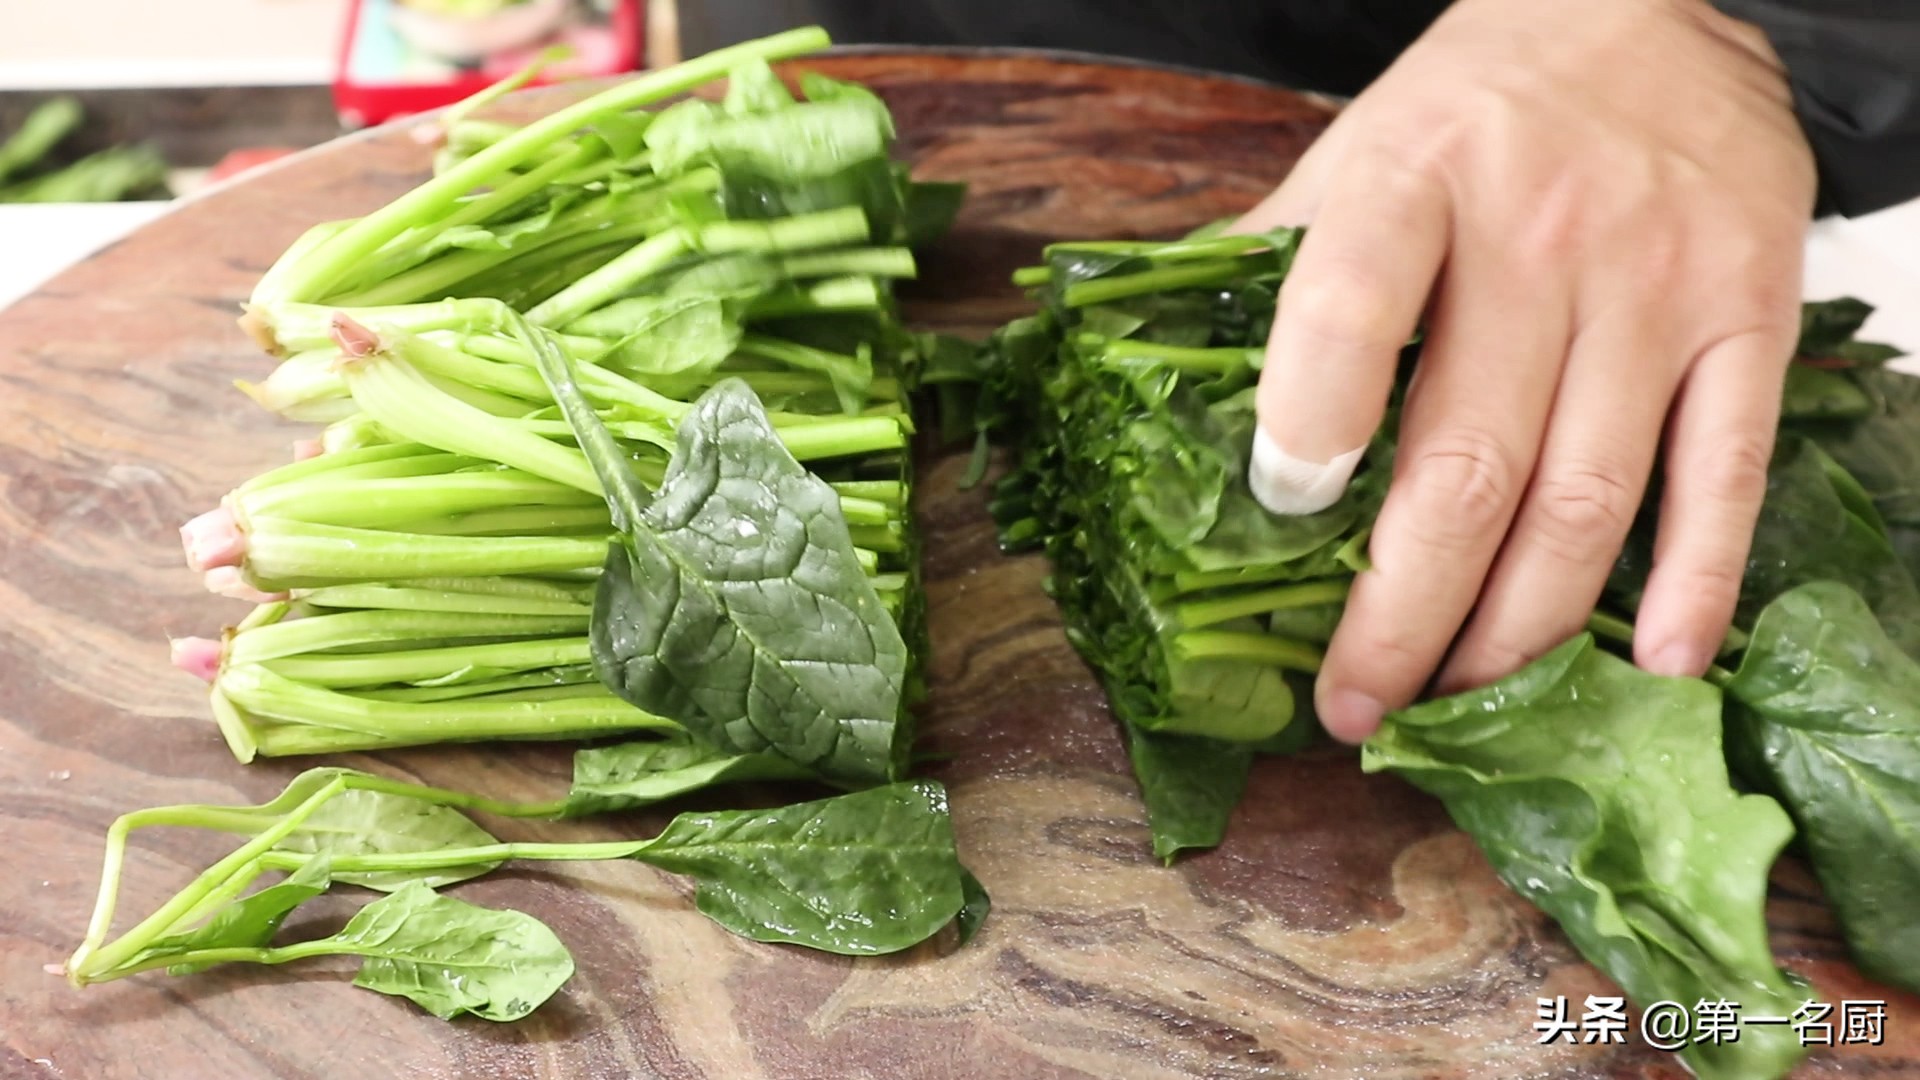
[1363,636,1808,1080]
[1725,581,1920,994]
[338,881,574,1021]
[635,780,969,954]
[529,321,909,784]
[564,734,814,817]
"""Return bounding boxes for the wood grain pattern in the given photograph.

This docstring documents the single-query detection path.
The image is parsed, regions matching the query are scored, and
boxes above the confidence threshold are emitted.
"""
[0,51,1914,1080]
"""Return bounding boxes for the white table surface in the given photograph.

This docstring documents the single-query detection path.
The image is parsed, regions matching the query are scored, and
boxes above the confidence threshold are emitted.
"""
[4,198,1919,363]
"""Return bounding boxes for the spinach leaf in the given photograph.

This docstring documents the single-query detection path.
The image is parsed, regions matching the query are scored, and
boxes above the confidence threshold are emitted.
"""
[571,293,751,376]
[645,96,893,187]
[1363,636,1808,1080]
[336,881,574,1021]
[529,321,909,784]
[1725,581,1920,993]
[1610,435,1920,657]
[563,734,814,817]
[1779,363,1873,421]
[634,780,969,955]
[1126,725,1253,863]
[954,870,992,946]
[1790,367,1920,549]
[273,787,502,891]
[131,857,334,975]
[1798,297,1872,354]
[722,58,796,115]
[901,178,966,249]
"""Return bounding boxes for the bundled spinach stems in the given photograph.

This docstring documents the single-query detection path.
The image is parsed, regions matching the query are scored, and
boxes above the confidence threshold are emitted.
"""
[979,228,1920,1080]
[172,30,953,764]
[65,28,985,1022]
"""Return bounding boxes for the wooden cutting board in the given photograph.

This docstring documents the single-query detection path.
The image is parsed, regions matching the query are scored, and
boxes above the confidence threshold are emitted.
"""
[1,51,1914,1080]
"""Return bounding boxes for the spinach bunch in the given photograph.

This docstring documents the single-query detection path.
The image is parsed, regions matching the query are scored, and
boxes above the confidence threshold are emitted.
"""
[172,29,948,771]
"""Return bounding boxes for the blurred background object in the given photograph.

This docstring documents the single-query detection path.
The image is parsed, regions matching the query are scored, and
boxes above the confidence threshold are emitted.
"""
[0,0,667,307]
[0,97,171,203]
[335,0,644,128]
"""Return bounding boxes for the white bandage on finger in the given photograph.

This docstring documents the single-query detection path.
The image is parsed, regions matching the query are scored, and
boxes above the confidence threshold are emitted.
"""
[1249,427,1365,516]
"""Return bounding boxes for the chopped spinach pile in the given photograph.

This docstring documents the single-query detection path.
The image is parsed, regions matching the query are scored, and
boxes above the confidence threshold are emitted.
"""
[976,226,1920,1078]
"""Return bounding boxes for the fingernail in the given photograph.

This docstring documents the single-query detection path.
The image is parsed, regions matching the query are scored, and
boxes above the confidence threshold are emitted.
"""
[1646,641,1712,679]
[1316,685,1385,744]
[1249,426,1364,517]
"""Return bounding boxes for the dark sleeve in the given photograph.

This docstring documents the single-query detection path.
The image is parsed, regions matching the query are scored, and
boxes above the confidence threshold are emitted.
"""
[1711,1,1920,217]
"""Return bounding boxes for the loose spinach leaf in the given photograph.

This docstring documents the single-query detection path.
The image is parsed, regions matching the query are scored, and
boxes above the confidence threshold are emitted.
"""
[131,857,334,976]
[337,881,574,1021]
[273,788,502,891]
[529,322,909,784]
[563,734,814,817]
[634,780,970,955]
[954,870,992,946]
[1126,725,1254,863]
[1725,581,1920,994]
[1363,636,1808,1080]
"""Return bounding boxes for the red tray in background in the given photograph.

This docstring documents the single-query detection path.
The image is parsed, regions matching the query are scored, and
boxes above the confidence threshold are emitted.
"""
[333,0,644,128]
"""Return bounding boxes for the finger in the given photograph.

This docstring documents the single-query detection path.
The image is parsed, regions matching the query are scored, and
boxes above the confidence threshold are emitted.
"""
[1313,260,1571,742]
[1437,310,1682,692]
[1230,132,1340,234]
[1632,327,1792,676]
[1248,149,1450,516]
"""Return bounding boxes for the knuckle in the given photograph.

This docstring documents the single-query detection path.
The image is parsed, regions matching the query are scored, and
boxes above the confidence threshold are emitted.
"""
[1399,431,1521,546]
[1699,431,1774,507]
[1527,465,1640,560]
[1279,265,1410,350]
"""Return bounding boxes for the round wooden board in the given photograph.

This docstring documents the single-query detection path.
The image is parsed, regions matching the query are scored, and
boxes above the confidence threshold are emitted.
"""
[1,49,1915,1080]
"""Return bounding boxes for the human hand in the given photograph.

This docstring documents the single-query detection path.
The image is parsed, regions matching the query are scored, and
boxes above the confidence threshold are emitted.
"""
[1236,0,1818,742]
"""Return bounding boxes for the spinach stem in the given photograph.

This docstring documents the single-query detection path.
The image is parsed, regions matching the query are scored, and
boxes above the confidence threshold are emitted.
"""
[1062,258,1249,308]
[244,519,611,586]
[261,637,595,688]
[1169,630,1323,673]
[1176,579,1350,631]
[1091,337,1262,376]
[257,838,650,876]
[259,25,831,304]
[220,666,676,752]
[69,776,349,982]
[227,607,588,664]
